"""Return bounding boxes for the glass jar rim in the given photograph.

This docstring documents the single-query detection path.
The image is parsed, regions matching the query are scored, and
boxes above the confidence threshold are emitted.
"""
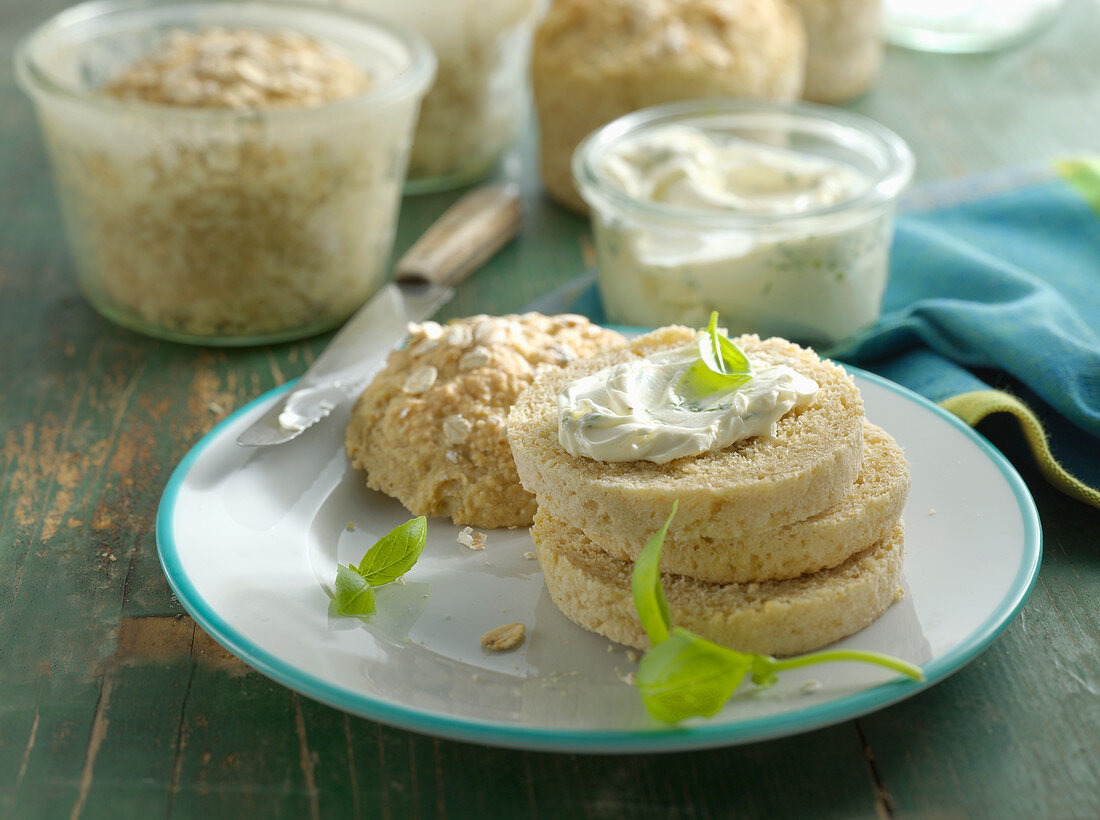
[14,0,436,120]
[572,98,915,230]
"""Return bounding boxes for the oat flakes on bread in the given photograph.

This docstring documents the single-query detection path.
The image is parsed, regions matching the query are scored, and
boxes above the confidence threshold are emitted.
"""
[563,421,909,583]
[534,515,905,656]
[533,0,807,213]
[345,313,626,528]
[507,326,865,540]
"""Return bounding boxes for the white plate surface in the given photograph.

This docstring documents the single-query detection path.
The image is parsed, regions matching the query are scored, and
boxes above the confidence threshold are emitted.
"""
[157,367,1041,753]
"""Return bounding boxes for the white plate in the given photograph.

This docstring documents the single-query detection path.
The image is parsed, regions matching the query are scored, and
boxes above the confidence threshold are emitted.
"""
[157,367,1041,753]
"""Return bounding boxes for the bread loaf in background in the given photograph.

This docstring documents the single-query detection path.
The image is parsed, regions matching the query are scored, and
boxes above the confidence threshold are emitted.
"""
[789,0,883,103]
[532,0,807,213]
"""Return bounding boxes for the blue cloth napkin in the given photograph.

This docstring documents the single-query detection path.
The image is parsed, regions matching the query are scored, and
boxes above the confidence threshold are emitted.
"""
[527,160,1100,494]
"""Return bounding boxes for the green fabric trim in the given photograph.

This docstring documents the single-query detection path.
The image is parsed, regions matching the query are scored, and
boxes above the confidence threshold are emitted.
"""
[940,390,1100,509]
[1053,157,1100,217]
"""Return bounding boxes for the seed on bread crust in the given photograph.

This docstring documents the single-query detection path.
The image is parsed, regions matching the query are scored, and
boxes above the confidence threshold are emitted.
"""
[402,365,437,394]
[459,346,491,371]
[443,414,472,444]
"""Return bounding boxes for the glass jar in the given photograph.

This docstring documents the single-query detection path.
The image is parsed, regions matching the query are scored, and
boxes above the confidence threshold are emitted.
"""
[333,0,542,193]
[16,0,434,345]
[883,0,1065,53]
[573,99,914,348]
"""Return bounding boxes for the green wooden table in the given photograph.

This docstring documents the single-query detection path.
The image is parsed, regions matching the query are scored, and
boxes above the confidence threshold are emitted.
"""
[2,1,1098,817]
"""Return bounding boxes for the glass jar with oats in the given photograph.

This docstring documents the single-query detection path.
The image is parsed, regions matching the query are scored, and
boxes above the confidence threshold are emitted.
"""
[331,0,543,192]
[16,1,434,345]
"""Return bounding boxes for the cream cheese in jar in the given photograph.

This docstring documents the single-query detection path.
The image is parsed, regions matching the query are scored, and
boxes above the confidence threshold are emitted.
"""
[558,332,818,464]
[598,125,869,213]
[578,109,911,348]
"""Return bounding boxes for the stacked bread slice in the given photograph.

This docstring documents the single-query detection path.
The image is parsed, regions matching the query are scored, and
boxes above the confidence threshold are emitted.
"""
[507,326,910,657]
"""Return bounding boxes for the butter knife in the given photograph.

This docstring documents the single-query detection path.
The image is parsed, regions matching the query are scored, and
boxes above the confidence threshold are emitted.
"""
[236,182,522,447]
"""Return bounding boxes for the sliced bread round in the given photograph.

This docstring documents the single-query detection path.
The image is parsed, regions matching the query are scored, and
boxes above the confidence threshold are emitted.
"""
[555,421,909,583]
[534,515,905,656]
[508,326,865,540]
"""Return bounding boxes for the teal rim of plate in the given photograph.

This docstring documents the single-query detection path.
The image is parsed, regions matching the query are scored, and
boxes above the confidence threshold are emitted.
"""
[155,362,1043,754]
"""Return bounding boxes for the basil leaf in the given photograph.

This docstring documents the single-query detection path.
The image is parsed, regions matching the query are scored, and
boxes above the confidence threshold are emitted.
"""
[705,312,751,377]
[627,509,924,724]
[635,627,751,722]
[630,503,678,646]
[357,516,427,585]
[334,564,376,617]
[678,312,753,403]
[333,517,428,620]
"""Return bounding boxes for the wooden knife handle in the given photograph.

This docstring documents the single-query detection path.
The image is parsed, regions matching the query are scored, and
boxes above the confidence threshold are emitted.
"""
[393,183,523,288]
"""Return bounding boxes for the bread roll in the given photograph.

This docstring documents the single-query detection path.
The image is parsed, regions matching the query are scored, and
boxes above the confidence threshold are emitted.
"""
[556,421,909,583]
[346,313,625,528]
[532,0,807,213]
[535,515,905,655]
[508,326,865,540]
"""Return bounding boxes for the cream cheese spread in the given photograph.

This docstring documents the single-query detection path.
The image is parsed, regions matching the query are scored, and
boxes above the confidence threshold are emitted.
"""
[599,124,869,213]
[592,124,892,346]
[558,336,818,464]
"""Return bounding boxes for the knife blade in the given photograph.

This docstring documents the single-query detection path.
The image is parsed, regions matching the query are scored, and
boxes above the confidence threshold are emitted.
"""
[236,182,522,447]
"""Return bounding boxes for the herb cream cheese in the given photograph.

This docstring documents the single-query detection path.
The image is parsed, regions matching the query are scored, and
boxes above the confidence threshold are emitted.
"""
[558,334,818,464]
[598,124,869,213]
[590,124,893,346]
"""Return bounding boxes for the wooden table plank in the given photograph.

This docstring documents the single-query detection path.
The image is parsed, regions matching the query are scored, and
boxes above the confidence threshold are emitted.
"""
[169,675,318,818]
[3,678,105,818]
[856,451,1100,819]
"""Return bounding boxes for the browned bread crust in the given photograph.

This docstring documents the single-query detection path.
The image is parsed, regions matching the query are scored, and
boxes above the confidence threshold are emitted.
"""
[346,313,625,528]
[535,514,905,656]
